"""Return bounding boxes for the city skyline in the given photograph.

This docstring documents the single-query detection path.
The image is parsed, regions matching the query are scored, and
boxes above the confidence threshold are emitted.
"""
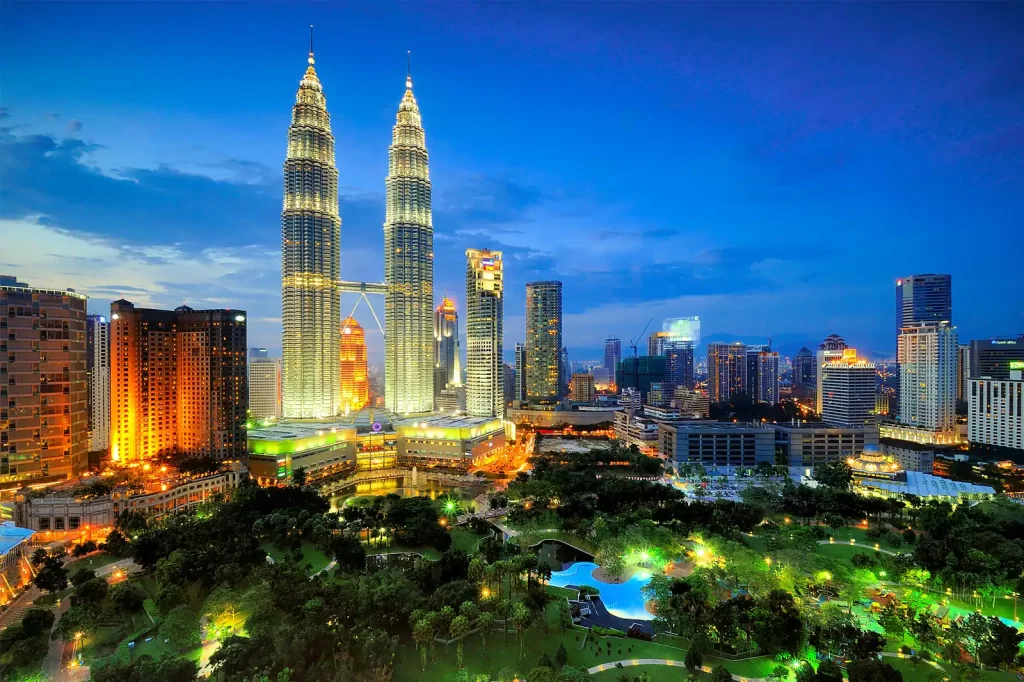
[2,4,1023,364]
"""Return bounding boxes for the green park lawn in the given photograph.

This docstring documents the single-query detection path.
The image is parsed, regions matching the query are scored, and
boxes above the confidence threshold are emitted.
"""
[515,530,599,556]
[814,543,884,568]
[65,551,120,576]
[503,510,562,532]
[591,663,690,681]
[451,527,489,554]
[261,541,332,575]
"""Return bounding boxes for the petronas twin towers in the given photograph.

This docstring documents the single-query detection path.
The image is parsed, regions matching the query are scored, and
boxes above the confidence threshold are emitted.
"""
[281,40,434,418]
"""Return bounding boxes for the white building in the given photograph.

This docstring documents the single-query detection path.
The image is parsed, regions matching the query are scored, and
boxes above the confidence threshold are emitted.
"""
[897,322,958,442]
[465,249,504,418]
[968,367,1024,456]
[821,348,876,428]
[88,315,110,452]
[248,357,282,421]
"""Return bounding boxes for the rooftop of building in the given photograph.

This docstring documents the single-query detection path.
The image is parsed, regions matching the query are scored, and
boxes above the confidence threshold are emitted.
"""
[0,276,87,299]
[660,422,772,433]
[247,409,503,443]
[863,470,996,498]
[879,437,940,452]
[775,421,877,432]
[0,521,35,556]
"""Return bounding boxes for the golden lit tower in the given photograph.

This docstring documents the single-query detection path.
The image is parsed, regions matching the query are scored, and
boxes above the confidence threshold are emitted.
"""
[339,317,369,412]
[281,28,341,418]
[384,56,434,414]
[466,250,504,418]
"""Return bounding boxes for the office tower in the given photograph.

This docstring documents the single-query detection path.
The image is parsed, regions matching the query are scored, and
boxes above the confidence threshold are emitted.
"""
[663,316,701,346]
[820,348,876,427]
[969,336,1024,381]
[616,356,667,403]
[465,249,504,418]
[339,317,369,412]
[968,367,1023,457]
[570,373,596,403]
[0,279,88,482]
[525,281,562,401]
[664,341,695,390]
[707,342,747,402]
[514,343,527,401]
[815,334,848,414]
[648,331,671,357]
[86,315,110,452]
[503,364,515,406]
[249,348,269,359]
[110,301,247,461]
[648,381,675,407]
[248,357,282,421]
[559,347,570,396]
[875,391,890,417]
[897,322,957,441]
[749,350,780,405]
[433,297,460,403]
[793,347,816,400]
[896,274,952,329]
[957,344,971,403]
[281,41,341,419]
[604,337,621,385]
[384,67,434,415]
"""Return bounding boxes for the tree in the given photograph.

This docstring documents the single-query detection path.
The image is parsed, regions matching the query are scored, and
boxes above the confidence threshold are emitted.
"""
[32,556,68,597]
[558,666,592,682]
[555,641,568,668]
[815,660,844,682]
[70,568,97,587]
[291,466,307,486]
[847,659,902,682]
[477,611,495,651]
[796,661,816,682]
[813,461,852,490]
[685,632,709,672]
[73,577,109,606]
[92,655,199,682]
[330,534,366,573]
[527,667,559,682]
[160,605,201,651]
[450,614,471,669]
[512,602,531,663]
[978,617,1024,669]
[711,665,734,682]
[413,618,434,672]
[876,604,905,642]
[109,581,147,615]
[30,548,48,567]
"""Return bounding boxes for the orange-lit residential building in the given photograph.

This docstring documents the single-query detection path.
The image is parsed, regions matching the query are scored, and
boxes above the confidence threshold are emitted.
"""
[1,277,89,487]
[110,301,247,462]
[340,317,369,412]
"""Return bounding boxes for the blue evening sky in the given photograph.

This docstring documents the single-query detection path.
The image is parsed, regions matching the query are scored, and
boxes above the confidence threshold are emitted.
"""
[1,2,1022,363]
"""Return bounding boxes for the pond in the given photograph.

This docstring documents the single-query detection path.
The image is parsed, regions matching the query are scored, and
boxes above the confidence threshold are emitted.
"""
[534,539,595,572]
[548,561,654,622]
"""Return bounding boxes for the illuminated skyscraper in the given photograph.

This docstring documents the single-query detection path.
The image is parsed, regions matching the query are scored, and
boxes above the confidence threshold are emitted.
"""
[281,38,341,419]
[820,348,876,428]
[604,337,621,384]
[384,64,434,414]
[110,301,247,461]
[664,317,701,346]
[898,322,958,442]
[248,357,282,421]
[466,250,504,417]
[896,274,952,329]
[434,297,460,404]
[339,317,369,412]
[525,281,562,401]
[86,314,110,452]
[514,342,527,401]
[1,279,87,482]
[707,342,747,402]
[816,334,848,414]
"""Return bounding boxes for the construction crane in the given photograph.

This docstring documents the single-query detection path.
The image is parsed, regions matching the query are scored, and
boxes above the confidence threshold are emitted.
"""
[630,318,654,359]
[626,318,654,399]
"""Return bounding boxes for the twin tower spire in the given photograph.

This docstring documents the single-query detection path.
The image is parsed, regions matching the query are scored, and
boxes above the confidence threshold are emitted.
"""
[281,27,435,419]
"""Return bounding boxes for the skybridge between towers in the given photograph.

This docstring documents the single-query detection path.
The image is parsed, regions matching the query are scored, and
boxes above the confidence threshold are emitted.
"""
[339,280,386,335]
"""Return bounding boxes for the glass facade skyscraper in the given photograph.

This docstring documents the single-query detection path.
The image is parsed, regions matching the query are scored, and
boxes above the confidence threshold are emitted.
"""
[896,274,952,329]
[433,297,460,404]
[525,281,562,401]
[281,45,341,418]
[384,69,434,414]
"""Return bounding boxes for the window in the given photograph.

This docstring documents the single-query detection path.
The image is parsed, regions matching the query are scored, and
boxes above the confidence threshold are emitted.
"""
[69,517,80,530]
[39,517,51,530]
[54,517,65,530]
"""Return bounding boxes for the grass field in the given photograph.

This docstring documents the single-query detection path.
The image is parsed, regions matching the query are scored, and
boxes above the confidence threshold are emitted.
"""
[65,552,120,576]
[515,530,599,555]
[262,541,332,575]
[451,528,489,554]
[592,662,690,681]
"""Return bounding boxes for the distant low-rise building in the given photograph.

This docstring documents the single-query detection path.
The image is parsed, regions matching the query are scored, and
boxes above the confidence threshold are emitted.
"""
[659,422,775,468]
[506,403,620,428]
[880,437,936,473]
[774,422,879,468]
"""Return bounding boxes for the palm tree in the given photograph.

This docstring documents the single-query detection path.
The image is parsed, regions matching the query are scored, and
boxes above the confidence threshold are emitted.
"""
[496,598,512,649]
[511,602,530,663]
[450,615,471,669]
[413,618,433,671]
[477,611,495,653]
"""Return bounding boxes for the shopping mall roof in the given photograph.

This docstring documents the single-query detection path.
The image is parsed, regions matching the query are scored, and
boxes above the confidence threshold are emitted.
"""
[0,521,35,556]
[862,470,996,500]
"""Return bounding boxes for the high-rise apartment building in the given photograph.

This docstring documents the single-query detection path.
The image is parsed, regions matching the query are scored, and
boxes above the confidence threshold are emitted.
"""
[514,343,527,402]
[648,331,671,357]
[897,322,957,442]
[86,315,110,452]
[433,297,460,404]
[707,342,747,402]
[815,334,848,414]
[957,344,971,403]
[525,281,562,401]
[820,348,876,428]
[559,347,569,396]
[969,336,1024,381]
[570,373,596,403]
[604,337,621,386]
[793,347,815,398]
[503,364,515,406]
[339,317,369,412]
[748,349,780,405]
[384,69,434,415]
[896,274,952,329]
[1,279,88,483]
[465,249,504,418]
[664,341,694,390]
[968,368,1023,457]
[248,357,282,422]
[672,386,710,418]
[281,43,341,419]
[110,301,247,461]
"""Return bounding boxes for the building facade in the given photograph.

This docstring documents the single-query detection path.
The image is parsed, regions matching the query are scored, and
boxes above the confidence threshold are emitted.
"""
[815,335,849,415]
[879,438,935,473]
[968,370,1024,458]
[503,363,515,406]
[110,301,247,461]
[672,386,710,418]
[897,322,958,442]
[969,336,1024,381]
[663,317,701,346]
[616,356,667,404]
[896,274,952,329]
[339,317,369,412]
[659,423,774,468]
[86,314,110,452]
[957,344,971,403]
[525,281,563,401]
[384,71,435,415]
[648,331,671,357]
[514,342,527,402]
[774,423,878,468]
[820,348,876,428]
[248,357,282,422]
[1,280,88,484]
[604,337,621,387]
[570,373,596,403]
[793,347,816,400]
[747,349,779,405]
[707,342,747,403]
[664,341,695,390]
[281,45,341,419]
[433,297,460,404]
[465,249,504,418]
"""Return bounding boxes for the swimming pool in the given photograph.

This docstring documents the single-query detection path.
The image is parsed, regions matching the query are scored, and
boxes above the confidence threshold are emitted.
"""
[548,561,653,621]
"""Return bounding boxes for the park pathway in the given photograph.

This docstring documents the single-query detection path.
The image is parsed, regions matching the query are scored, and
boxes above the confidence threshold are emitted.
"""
[588,659,770,681]
[817,540,900,556]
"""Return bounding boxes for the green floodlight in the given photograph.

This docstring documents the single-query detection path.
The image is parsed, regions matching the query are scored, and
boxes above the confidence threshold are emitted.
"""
[444,499,457,514]
[640,551,650,562]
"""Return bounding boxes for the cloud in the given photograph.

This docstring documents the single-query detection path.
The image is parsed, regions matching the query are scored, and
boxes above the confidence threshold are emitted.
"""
[67,119,83,133]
